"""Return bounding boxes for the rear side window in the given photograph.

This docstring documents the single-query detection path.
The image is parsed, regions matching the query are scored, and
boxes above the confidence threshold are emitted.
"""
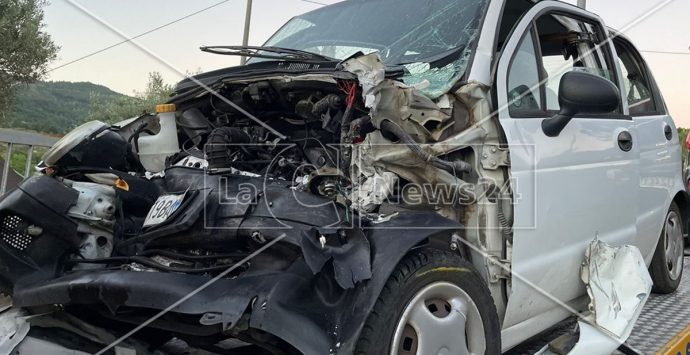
[614,39,660,115]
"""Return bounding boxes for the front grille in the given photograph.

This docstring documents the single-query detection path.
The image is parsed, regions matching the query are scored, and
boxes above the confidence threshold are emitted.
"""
[0,215,32,251]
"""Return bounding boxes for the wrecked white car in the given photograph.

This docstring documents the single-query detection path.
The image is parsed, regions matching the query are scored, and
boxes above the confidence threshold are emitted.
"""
[0,0,685,354]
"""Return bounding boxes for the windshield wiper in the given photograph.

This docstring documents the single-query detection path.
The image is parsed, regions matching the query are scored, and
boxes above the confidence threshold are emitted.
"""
[200,45,337,62]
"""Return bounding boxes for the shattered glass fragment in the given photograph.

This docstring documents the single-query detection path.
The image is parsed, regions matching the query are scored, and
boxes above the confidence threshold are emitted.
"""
[263,0,489,98]
[402,55,472,98]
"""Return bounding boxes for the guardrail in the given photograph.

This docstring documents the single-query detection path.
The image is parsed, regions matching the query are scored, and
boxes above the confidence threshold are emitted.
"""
[0,129,58,195]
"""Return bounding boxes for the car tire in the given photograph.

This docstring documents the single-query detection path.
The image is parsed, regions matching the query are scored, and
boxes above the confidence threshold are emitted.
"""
[354,248,501,355]
[649,202,684,294]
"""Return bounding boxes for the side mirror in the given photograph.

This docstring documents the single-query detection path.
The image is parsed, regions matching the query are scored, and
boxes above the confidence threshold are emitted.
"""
[542,71,621,137]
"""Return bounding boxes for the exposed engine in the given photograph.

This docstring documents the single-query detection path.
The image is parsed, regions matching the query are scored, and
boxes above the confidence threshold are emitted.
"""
[66,180,117,268]
[125,78,366,197]
[0,52,510,355]
[2,52,491,283]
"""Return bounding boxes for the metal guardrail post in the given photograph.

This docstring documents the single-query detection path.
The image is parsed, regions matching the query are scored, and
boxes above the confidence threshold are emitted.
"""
[24,145,34,178]
[1,143,13,195]
[0,129,57,194]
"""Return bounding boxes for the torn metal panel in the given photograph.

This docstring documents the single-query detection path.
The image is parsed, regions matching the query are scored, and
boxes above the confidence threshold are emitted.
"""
[342,52,454,141]
[351,130,475,214]
[582,240,652,340]
[340,53,386,110]
[0,308,29,355]
[350,171,398,213]
[538,240,652,355]
[342,57,485,214]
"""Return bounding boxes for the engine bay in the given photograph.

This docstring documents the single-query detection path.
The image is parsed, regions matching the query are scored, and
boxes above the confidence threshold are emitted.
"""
[0,52,513,354]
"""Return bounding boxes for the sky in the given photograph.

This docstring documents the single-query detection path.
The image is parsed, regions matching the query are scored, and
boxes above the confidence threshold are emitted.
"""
[42,0,690,126]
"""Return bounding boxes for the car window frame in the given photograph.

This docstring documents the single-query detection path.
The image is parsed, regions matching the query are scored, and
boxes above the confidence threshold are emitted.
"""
[506,24,550,118]
[504,9,631,121]
[612,35,667,117]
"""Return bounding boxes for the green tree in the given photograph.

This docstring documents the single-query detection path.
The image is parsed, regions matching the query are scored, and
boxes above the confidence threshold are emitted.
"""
[0,0,58,119]
[87,72,174,123]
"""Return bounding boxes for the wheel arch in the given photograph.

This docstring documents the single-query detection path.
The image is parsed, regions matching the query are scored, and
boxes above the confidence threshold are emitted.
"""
[424,232,470,260]
[335,212,465,354]
[672,190,689,235]
[353,247,502,355]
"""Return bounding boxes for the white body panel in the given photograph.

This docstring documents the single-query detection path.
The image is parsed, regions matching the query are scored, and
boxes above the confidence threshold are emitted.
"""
[482,0,685,349]
[495,1,639,331]
[634,114,684,263]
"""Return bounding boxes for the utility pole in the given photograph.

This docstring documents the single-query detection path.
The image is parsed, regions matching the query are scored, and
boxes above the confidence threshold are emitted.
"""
[240,0,253,65]
[577,0,586,9]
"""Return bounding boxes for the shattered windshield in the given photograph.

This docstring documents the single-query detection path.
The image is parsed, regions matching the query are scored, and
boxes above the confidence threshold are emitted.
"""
[263,0,489,98]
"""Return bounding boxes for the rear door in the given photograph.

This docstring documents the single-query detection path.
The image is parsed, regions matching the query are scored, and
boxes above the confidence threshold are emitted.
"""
[612,35,682,264]
[494,3,639,332]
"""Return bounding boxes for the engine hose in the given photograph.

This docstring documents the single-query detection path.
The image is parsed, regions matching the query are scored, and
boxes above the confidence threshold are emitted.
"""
[127,123,155,153]
[340,105,355,167]
[340,106,354,142]
[350,116,371,137]
[204,127,251,169]
[380,120,472,175]
[312,94,342,116]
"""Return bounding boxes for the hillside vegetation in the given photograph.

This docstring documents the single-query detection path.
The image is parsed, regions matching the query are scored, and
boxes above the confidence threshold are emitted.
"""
[5,81,126,134]
[0,74,174,175]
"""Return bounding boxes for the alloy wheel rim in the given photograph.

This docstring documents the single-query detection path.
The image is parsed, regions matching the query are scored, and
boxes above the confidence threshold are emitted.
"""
[390,282,486,355]
[664,210,684,281]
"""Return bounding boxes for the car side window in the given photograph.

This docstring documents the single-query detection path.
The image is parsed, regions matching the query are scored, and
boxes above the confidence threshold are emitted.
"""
[507,12,623,117]
[508,28,543,115]
[535,15,620,113]
[614,40,658,115]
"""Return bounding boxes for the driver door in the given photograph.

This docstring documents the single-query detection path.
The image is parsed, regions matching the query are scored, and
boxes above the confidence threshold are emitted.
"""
[494,3,639,337]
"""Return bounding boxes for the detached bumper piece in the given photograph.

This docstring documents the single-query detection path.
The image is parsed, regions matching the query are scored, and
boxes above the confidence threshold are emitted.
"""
[9,211,462,354]
[0,176,79,288]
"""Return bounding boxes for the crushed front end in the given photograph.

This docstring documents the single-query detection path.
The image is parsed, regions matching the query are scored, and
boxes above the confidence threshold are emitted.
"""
[0,0,515,353]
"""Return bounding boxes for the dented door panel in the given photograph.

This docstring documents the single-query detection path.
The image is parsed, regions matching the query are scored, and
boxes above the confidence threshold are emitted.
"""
[494,1,640,343]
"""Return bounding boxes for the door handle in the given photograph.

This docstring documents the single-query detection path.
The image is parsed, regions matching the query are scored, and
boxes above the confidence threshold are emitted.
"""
[618,131,633,152]
[664,125,673,141]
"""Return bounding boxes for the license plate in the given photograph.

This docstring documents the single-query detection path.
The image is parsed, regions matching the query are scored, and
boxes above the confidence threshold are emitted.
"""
[143,193,186,227]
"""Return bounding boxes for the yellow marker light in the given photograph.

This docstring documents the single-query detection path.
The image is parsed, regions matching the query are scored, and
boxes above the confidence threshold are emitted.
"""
[115,178,130,191]
[155,104,176,113]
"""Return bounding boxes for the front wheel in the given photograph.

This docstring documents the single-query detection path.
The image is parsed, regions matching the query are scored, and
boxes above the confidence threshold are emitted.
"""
[355,248,501,355]
[649,202,684,294]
